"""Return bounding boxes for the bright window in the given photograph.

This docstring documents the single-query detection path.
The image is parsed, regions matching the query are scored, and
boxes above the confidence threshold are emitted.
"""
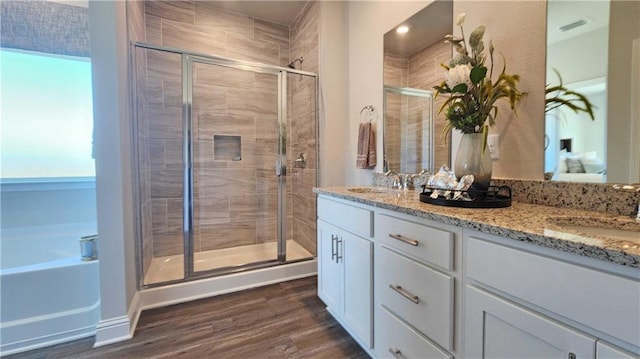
[1,49,94,179]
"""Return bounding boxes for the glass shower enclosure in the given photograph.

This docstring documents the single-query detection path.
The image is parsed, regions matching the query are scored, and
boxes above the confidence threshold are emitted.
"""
[132,43,318,287]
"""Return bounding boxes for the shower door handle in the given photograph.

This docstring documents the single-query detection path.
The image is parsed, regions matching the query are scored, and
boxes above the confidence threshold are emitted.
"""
[275,159,286,177]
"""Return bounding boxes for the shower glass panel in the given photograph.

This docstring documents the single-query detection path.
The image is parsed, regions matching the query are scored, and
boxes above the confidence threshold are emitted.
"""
[134,44,318,287]
[286,72,318,258]
[134,47,186,285]
[383,86,434,173]
[190,59,281,274]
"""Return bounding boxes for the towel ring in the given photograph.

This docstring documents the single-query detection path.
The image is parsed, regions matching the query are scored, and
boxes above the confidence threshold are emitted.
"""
[360,105,375,123]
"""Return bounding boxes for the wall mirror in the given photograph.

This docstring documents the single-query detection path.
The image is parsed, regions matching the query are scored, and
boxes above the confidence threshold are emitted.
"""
[545,0,640,184]
[382,0,452,174]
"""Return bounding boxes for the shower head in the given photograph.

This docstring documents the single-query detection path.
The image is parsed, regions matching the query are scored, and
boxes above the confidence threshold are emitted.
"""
[288,56,304,69]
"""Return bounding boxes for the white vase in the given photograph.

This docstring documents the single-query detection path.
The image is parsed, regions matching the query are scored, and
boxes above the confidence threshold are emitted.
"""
[454,133,492,195]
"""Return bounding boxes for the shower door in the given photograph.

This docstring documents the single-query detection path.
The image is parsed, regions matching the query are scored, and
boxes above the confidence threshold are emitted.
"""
[187,56,286,277]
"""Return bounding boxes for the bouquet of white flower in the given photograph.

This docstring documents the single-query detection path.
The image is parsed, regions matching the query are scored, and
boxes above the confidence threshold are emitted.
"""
[434,13,525,139]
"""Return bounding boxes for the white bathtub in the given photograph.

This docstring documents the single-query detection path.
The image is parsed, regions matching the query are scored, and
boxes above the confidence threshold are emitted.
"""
[0,222,100,356]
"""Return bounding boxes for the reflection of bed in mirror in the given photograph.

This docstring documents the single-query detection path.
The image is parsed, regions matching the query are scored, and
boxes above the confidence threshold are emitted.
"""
[552,149,607,183]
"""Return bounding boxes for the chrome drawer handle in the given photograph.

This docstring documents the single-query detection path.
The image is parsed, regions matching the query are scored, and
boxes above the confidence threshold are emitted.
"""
[389,233,419,246]
[331,234,337,261]
[388,348,405,359]
[389,284,420,304]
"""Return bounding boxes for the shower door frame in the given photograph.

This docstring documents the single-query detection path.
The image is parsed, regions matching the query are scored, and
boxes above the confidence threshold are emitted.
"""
[131,42,319,289]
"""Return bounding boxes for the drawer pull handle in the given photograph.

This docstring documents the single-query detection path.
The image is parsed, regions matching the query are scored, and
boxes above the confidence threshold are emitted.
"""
[331,234,337,261]
[388,348,405,359]
[389,234,419,246]
[389,284,420,304]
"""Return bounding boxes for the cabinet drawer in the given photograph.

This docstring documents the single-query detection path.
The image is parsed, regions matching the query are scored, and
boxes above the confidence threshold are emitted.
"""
[377,247,454,350]
[466,236,640,348]
[376,213,454,271]
[318,197,373,237]
[376,305,452,359]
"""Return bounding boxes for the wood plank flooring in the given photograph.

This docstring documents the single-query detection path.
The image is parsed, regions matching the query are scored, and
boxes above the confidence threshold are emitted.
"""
[7,276,369,359]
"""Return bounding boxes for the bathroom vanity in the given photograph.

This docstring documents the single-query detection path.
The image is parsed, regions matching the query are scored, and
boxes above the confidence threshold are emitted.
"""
[314,187,640,359]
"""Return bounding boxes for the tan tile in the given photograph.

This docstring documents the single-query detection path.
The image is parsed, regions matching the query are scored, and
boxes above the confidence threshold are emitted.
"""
[292,217,316,256]
[146,77,164,107]
[145,1,194,24]
[279,46,290,68]
[150,169,183,198]
[254,115,278,144]
[193,140,230,172]
[194,3,254,39]
[151,199,168,228]
[163,140,183,170]
[194,196,230,225]
[162,20,225,56]
[254,19,289,48]
[149,139,165,170]
[197,168,257,197]
[256,168,279,194]
[227,89,277,117]
[146,48,182,83]
[193,84,226,112]
[228,141,278,170]
[291,112,316,145]
[152,226,184,257]
[256,216,278,244]
[166,198,183,228]
[163,78,183,109]
[225,32,279,66]
[256,192,278,219]
[198,220,256,251]
[195,63,254,89]
[148,106,182,140]
[145,15,162,44]
[197,113,255,141]
[254,73,278,92]
[229,194,259,221]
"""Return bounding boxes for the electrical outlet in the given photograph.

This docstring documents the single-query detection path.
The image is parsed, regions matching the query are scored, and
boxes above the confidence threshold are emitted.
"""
[488,134,499,160]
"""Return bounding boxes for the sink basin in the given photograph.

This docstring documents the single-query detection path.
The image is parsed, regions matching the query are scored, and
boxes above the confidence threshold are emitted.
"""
[546,217,640,244]
[346,187,398,194]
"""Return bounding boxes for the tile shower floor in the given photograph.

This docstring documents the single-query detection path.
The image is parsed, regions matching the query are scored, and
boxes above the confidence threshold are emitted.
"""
[144,240,313,284]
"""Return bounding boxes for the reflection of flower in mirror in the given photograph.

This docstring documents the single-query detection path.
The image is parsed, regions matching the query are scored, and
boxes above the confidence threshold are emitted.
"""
[434,13,526,140]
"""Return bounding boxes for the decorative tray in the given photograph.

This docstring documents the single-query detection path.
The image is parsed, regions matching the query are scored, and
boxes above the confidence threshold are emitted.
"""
[419,185,512,208]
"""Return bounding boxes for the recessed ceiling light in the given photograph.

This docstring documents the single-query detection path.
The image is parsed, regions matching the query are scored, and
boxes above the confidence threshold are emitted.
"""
[396,25,409,34]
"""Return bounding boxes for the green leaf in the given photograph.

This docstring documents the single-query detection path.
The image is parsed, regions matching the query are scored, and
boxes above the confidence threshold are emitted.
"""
[470,66,487,85]
[451,83,468,93]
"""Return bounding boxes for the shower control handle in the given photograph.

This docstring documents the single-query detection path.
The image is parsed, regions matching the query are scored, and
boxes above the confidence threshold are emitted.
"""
[275,159,286,177]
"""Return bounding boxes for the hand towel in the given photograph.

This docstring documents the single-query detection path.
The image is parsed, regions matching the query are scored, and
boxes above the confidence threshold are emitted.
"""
[356,122,376,169]
[367,124,376,167]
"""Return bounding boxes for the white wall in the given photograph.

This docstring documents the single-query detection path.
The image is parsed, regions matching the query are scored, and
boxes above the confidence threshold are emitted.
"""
[88,0,138,346]
[345,1,546,185]
[319,1,349,186]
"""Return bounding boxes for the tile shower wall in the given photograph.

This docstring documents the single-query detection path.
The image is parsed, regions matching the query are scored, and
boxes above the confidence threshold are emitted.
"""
[140,1,318,257]
[383,40,451,172]
[289,1,319,256]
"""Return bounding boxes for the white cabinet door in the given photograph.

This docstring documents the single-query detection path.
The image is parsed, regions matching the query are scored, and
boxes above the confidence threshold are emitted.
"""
[317,220,341,312]
[597,341,638,359]
[465,285,596,359]
[342,231,373,348]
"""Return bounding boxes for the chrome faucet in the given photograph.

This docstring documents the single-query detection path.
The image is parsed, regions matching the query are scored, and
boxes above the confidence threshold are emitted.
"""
[384,170,402,189]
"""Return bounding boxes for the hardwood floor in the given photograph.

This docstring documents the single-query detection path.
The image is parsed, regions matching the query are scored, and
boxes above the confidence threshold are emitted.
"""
[7,276,369,359]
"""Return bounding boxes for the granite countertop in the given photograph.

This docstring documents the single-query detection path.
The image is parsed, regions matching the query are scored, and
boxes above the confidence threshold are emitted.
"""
[314,186,640,268]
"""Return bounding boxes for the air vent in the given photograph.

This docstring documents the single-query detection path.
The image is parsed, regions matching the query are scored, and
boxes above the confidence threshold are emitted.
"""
[559,19,588,32]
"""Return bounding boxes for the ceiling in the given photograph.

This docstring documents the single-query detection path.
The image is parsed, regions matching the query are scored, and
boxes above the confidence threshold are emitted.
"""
[205,1,308,26]
[546,0,609,45]
[383,0,453,56]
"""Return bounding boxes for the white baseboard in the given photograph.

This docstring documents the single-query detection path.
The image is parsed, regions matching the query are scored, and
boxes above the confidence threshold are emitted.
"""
[93,316,133,348]
[141,260,317,310]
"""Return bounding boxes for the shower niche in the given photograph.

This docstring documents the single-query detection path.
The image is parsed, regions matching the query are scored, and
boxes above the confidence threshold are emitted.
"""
[132,44,318,287]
